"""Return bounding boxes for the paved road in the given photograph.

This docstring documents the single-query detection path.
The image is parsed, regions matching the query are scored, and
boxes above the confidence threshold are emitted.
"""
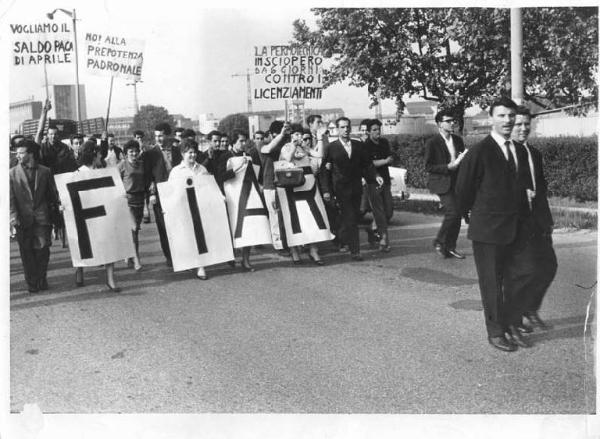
[9,212,596,413]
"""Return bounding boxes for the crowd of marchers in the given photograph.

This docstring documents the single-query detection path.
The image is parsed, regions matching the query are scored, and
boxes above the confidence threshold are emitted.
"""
[10,96,556,352]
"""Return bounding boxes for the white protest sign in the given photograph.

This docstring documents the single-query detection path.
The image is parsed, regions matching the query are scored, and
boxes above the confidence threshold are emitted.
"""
[158,174,234,272]
[389,166,408,195]
[54,167,135,267]
[223,157,272,248]
[85,31,144,80]
[276,167,334,247]
[253,45,324,100]
[10,22,73,66]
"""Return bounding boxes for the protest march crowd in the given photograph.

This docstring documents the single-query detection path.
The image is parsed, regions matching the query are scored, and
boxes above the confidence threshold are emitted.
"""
[9,96,557,352]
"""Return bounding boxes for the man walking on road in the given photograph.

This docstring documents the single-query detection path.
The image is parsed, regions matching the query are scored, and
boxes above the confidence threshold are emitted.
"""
[456,97,536,352]
[320,117,381,261]
[512,105,557,331]
[424,109,467,259]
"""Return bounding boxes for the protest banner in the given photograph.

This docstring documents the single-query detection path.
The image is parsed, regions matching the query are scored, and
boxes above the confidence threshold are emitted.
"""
[253,45,324,100]
[276,166,334,247]
[223,157,272,248]
[158,174,234,272]
[54,168,135,267]
[388,166,408,196]
[84,32,144,80]
[11,22,73,66]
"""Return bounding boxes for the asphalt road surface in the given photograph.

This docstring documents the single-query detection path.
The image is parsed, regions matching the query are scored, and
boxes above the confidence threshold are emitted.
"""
[9,212,597,414]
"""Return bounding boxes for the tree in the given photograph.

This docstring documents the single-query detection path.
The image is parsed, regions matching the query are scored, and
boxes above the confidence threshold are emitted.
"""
[218,113,250,141]
[130,105,176,142]
[292,7,598,116]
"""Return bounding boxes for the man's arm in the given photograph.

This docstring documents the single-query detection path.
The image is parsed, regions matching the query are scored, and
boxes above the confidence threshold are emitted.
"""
[454,145,479,215]
[35,99,51,145]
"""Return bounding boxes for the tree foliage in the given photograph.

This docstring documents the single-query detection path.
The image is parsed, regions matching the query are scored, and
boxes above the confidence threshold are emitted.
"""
[130,105,176,142]
[218,113,250,141]
[292,7,598,115]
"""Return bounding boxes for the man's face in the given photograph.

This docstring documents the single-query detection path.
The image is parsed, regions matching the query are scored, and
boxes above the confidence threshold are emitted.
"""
[438,116,457,135]
[369,124,381,141]
[338,120,351,141]
[512,114,531,143]
[126,146,140,163]
[108,136,116,147]
[175,132,183,141]
[301,133,313,148]
[233,135,247,152]
[490,105,516,139]
[71,137,82,156]
[210,135,220,149]
[253,133,265,147]
[220,137,229,149]
[359,124,368,142]
[134,134,144,145]
[291,131,303,145]
[47,129,58,143]
[154,130,165,147]
[309,118,322,133]
[16,146,33,166]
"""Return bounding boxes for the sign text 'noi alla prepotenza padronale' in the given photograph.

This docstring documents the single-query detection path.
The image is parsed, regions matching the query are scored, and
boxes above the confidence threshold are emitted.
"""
[253,45,324,100]
[11,22,73,66]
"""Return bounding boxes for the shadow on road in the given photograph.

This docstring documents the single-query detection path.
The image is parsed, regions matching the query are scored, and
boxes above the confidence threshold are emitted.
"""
[402,266,478,286]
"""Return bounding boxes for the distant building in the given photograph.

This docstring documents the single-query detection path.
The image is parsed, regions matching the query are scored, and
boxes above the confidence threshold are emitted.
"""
[172,114,194,129]
[48,84,87,120]
[10,97,42,134]
[198,113,220,134]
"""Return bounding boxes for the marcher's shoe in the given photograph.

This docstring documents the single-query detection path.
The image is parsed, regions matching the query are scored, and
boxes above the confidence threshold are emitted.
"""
[507,325,532,348]
[241,261,256,272]
[516,322,534,334]
[309,254,324,266]
[228,260,236,268]
[447,249,466,259]
[488,335,517,352]
[106,282,122,293]
[166,259,173,268]
[38,278,48,291]
[524,312,552,330]
[366,229,379,246]
[434,243,449,258]
[278,249,291,257]
[338,245,350,253]
[351,253,364,262]
[27,283,39,294]
[127,258,134,268]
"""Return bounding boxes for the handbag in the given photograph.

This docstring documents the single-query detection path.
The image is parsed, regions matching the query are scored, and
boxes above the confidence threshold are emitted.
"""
[274,167,305,188]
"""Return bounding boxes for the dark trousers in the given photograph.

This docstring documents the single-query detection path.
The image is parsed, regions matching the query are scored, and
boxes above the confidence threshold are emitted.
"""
[436,191,461,251]
[366,183,393,234]
[17,228,50,289]
[338,190,362,254]
[472,223,535,337]
[153,198,172,263]
[524,232,557,313]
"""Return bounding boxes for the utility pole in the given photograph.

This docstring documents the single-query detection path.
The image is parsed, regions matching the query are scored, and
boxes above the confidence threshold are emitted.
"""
[231,68,253,113]
[511,8,523,104]
[126,80,142,114]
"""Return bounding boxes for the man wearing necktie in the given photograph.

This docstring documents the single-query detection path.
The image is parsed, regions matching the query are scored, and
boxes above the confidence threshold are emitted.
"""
[512,106,557,331]
[456,97,536,352]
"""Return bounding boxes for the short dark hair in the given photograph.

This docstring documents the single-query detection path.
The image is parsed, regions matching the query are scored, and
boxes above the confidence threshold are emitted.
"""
[359,119,370,128]
[435,109,455,124]
[18,138,40,156]
[180,138,199,153]
[516,105,532,118]
[10,134,25,149]
[123,139,140,154]
[290,123,304,135]
[80,140,100,167]
[154,122,172,135]
[302,128,312,137]
[254,130,265,139]
[133,130,145,138]
[335,117,351,127]
[366,119,382,131]
[488,96,518,116]
[182,128,196,139]
[269,120,285,135]
[207,130,221,140]
[233,129,248,140]
[70,134,84,143]
[174,127,185,134]
[306,114,322,125]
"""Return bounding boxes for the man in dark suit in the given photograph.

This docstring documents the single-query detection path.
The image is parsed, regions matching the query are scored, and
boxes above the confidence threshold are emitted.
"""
[512,105,557,331]
[10,139,59,293]
[455,97,536,352]
[320,117,381,261]
[424,109,467,259]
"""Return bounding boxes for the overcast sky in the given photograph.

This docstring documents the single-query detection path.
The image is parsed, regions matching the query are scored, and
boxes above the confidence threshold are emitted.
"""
[6,0,406,121]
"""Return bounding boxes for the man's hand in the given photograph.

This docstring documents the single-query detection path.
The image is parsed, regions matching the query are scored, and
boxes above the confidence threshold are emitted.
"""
[323,192,331,202]
[149,194,157,205]
[386,156,394,165]
[10,225,17,239]
[376,176,384,186]
[317,126,329,140]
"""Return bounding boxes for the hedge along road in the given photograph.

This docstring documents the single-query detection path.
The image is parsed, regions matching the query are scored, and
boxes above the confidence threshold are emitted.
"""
[9,211,596,413]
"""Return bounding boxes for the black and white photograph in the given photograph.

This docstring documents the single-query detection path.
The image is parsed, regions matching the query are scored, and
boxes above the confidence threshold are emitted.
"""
[2,0,598,438]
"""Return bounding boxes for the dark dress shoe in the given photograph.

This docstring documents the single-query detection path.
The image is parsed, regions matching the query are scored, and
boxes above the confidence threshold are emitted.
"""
[309,255,324,266]
[292,259,303,265]
[434,243,449,258]
[524,312,552,330]
[507,325,532,348]
[228,260,236,268]
[488,335,517,352]
[166,259,173,268]
[106,283,122,293]
[447,249,466,259]
[516,322,533,334]
[27,284,39,293]
[38,278,48,291]
[351,254,364,261]
[241,262,256,272]
[196,274,208,280]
